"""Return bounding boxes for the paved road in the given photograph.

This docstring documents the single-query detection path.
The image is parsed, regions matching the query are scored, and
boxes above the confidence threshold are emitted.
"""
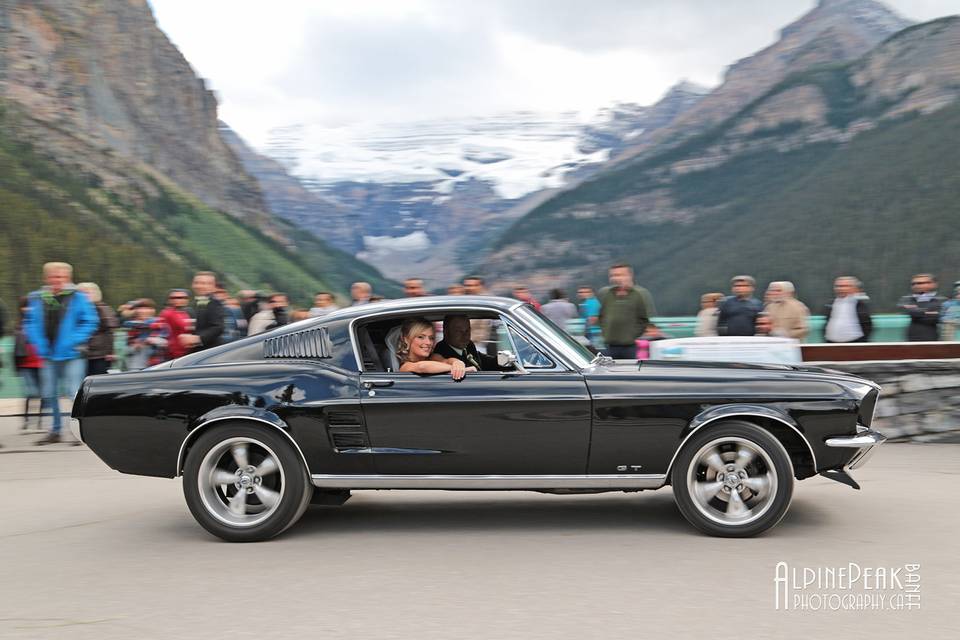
[2,417,957,639]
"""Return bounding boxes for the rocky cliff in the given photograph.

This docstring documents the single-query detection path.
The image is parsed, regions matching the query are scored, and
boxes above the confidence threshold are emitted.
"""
[0,0,274,231]
[0,0,395,303]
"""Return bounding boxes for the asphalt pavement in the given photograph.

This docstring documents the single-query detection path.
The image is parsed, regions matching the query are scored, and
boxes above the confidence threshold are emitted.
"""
[1,414,958,639]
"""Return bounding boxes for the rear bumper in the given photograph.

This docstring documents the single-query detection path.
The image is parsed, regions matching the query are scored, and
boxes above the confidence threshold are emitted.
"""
[825,426,886,470]
[69,418,83,444]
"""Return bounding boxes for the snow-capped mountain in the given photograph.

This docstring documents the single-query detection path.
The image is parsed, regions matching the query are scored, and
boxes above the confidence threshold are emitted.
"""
[253,81,709,286]
[273,81,710,202]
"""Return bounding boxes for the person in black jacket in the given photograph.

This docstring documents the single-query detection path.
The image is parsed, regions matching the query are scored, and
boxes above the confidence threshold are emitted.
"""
[897,273,946,342]
[433,314,504,371]
[77,282,118,375]
[717,275,763,336]
[823,276,873,343]
[180,271,224,351]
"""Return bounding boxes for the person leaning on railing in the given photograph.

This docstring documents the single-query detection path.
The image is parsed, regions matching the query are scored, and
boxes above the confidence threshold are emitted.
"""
[77,282,118,376]
[897,273,946,342]
[939,281,960,341]
[764,281,809,340]
[823,276,872,343]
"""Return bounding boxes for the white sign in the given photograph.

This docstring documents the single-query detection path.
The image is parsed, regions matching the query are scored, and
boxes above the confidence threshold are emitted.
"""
[648,336,802,365]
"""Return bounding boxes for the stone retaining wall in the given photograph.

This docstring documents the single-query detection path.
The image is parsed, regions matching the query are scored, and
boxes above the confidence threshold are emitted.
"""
[815,359,960,441]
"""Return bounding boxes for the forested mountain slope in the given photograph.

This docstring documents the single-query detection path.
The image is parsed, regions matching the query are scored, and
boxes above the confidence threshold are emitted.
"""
[483,17,960,314]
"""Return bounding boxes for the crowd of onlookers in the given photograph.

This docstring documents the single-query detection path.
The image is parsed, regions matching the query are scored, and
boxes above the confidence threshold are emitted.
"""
[693,273,960,343]
[2,261,960,446]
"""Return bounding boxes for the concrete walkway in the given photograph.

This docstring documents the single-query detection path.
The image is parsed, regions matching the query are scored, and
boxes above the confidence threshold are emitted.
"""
[0,398,83,451]
[1,439,957,639]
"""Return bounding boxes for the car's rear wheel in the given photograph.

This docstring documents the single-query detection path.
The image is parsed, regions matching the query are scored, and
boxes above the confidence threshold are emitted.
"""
[183,423,312,542]
[671,420,793,537]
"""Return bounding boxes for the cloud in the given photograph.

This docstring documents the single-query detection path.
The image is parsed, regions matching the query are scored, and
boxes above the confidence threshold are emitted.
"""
[274,13,503,122]
[149,0,960,149]
[482,0,805,52]
[362,231,432,253]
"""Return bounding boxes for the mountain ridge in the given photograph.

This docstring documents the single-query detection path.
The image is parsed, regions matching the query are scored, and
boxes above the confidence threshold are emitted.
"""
[479,15,960,314]
[610,0,913,166]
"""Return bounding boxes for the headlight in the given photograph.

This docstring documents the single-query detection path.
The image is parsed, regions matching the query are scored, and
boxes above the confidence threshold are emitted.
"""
[836,380,880,427]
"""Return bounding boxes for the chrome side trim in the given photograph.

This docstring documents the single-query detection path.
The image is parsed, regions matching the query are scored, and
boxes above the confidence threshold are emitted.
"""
[361,394,589,404]
[338,447,442,455]
[299,398,364,407]
[175,416,311,477]
[664,411,818,477]
[310,473,667,490]
[590,393,834,401]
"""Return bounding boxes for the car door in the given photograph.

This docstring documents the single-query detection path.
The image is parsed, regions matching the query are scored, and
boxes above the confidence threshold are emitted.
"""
[358,319,591,475]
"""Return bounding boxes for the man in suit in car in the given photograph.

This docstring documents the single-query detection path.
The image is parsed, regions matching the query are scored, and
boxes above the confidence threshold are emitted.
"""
[434,314,503,371]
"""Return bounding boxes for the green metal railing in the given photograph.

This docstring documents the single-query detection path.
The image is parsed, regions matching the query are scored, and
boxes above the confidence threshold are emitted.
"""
[0,314,923,399]
[0,332,129,400]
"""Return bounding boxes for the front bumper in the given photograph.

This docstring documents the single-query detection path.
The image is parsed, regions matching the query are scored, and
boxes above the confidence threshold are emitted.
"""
[825,426,886,470]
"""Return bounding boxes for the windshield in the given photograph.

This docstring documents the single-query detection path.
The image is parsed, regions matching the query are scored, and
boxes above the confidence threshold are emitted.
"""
[515,304,594,368]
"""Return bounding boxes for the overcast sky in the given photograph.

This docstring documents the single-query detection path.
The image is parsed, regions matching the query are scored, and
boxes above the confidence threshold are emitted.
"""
[148,0,958,149]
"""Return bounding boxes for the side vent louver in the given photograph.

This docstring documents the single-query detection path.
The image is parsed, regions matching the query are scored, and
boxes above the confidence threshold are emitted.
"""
[330,428,367,450]
[264,327,332,359]
[326,410,368,451]
[327,411,363,426]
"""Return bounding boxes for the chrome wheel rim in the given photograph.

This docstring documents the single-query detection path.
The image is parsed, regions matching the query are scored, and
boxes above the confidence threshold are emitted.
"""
[197,437,286,528]
[686,436,777,526]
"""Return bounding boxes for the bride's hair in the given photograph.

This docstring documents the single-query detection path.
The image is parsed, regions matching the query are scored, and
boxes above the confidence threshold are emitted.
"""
[397,317,434,359]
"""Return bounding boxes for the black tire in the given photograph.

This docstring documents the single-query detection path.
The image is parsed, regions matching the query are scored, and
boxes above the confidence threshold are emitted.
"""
[670,420,794,537]
[183,422,312,542]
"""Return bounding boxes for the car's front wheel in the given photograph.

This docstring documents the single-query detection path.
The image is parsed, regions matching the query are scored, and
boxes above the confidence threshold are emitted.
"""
[671,420,794,537]
[183,423,312,542]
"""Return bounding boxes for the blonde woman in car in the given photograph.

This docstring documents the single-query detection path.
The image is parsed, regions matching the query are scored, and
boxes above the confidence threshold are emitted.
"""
[397,317,476,379]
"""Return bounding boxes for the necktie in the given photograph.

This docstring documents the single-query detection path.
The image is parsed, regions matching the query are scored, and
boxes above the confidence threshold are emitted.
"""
[465,351,480,369]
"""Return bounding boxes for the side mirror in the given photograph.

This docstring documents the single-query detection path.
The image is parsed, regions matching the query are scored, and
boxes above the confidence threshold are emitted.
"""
[497,350,526,373]
[497,350,517,367]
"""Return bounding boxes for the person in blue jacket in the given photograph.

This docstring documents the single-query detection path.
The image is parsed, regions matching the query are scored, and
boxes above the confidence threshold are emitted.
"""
[24,262,99,445]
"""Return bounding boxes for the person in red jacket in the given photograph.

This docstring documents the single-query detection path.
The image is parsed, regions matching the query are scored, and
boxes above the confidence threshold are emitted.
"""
[159,289,194,361]
[13,297,43,432]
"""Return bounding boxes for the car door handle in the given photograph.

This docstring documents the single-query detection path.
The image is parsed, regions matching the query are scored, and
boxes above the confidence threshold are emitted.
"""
[362,379,395,389]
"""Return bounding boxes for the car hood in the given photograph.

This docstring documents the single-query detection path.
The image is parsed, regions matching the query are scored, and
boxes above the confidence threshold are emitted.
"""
[583,359,877,393]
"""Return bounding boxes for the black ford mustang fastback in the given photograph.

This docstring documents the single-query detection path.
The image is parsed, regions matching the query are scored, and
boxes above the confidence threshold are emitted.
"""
[72,296,886,541]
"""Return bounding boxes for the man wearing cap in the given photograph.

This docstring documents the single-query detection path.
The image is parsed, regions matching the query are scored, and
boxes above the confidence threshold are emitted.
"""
[717,275,763,337]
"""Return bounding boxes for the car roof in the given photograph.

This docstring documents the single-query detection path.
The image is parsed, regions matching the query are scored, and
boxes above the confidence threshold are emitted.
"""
[322,295,526,322]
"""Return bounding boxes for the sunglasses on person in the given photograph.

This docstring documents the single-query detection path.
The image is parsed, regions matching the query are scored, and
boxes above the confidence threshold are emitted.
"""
[169,295,189,300]
[911,280,932,286]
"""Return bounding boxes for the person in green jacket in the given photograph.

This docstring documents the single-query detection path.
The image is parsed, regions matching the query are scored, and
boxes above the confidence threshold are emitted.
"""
[598,263,656,359]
